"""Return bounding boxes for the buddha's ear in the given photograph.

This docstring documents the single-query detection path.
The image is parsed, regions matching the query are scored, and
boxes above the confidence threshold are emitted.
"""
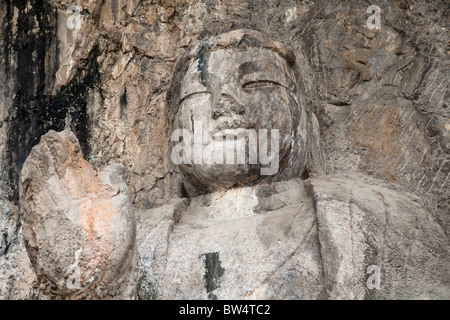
[306,112,327,177]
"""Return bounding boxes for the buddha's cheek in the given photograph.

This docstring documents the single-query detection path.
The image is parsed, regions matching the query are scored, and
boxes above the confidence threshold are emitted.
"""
[245,91,293,135]
[175,95,215,134]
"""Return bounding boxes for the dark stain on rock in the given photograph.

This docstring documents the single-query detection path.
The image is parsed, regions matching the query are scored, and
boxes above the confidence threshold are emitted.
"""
[201,252,225,295]
[120,87,128,118]
[2,0,102,202]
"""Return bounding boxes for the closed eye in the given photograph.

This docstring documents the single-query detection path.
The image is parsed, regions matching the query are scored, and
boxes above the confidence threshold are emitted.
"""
[178,91,211,106]
[242,80,283,89]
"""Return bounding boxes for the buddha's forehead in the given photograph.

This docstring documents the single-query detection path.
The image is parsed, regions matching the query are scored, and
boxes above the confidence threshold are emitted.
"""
[177,47,296,95]
[205,48,290,75]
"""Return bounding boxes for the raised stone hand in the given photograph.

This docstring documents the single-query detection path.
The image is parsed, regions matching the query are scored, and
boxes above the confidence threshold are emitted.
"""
[19,130,137,299]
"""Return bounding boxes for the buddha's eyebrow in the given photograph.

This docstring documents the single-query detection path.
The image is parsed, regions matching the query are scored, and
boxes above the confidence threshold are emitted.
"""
[176,80,212,106]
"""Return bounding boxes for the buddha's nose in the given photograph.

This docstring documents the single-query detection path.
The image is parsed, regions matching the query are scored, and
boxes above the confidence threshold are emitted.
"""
[212,85,245,119]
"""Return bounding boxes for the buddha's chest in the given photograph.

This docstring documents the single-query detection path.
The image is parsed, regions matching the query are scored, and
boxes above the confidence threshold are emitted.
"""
[153,206,324,299]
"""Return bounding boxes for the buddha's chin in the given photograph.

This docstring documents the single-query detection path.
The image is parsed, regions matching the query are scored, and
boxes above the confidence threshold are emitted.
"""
[180,163,264,191]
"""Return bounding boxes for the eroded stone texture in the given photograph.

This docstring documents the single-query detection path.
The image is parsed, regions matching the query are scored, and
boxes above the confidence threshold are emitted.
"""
[19,130,137,299]
[309,174,449,300]
[0,201,36,299]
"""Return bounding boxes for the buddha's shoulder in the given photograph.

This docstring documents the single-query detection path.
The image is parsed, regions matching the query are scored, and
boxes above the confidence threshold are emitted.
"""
[307,173,449,299]
[307,173,424,205]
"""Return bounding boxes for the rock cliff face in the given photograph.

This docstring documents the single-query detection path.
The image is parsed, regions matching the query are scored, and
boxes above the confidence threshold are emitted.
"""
[0,0,448,299]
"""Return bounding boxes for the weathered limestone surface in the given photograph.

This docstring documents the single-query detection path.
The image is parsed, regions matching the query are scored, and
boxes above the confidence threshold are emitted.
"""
[1,0,447,217]
[0,202,37,299]
[169,29,310,195]
[137,179,324,300]
[19,130,137,299]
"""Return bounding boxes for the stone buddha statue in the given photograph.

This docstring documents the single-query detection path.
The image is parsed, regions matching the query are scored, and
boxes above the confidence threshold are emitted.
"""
[18,29,449,300]
[136,29,449,300]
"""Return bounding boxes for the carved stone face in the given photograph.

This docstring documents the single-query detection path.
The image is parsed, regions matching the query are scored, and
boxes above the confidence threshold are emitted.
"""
[171,33,306,192]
